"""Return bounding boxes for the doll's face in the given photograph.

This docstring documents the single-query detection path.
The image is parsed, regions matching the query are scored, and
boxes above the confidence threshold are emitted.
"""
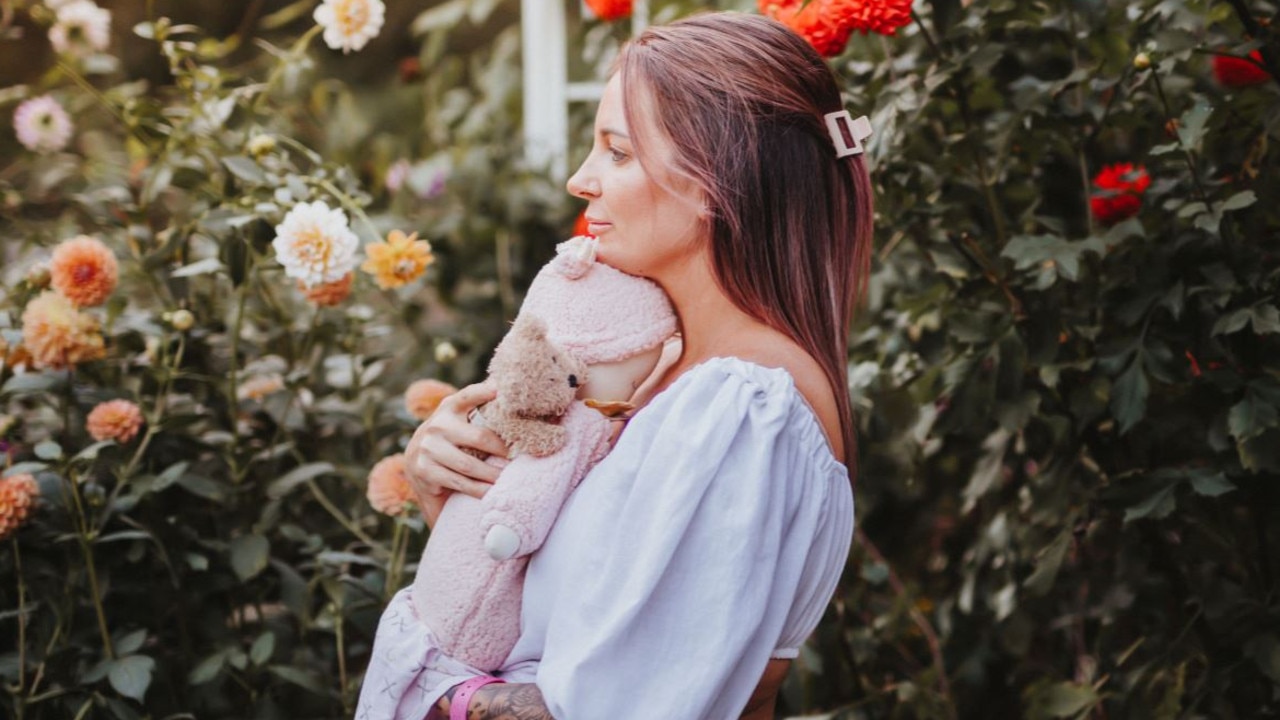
[578,345,663,402]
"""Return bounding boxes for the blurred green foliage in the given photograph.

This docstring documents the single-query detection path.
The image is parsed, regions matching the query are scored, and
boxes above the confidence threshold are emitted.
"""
[0,0,1278,719]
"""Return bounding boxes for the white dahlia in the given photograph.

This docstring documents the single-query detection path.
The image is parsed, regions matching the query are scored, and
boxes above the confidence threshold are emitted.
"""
[13,96,73,154]
[272,201,360,288]
[49,0,111,56]
[313,0,385,54]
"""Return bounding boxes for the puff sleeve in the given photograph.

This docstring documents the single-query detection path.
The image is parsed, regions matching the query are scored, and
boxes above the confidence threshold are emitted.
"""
[509,358,854,720]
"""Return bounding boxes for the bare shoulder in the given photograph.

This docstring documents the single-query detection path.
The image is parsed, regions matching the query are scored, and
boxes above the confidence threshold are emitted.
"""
[730,333,845,463]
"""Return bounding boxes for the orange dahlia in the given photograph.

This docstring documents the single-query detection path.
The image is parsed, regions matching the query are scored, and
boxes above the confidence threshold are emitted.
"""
[760,0,913,57]
[367,454,416,516]
[1090,163,1150,226]
[361,230,434,290]
[405,378,457,420]
[299,272,354,307]
[0,473,39,540]
[50,235,118,307]
[86,399,144,443]
[21,291,105,369]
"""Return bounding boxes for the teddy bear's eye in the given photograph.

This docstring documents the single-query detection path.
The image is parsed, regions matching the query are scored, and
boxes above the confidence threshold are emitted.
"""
[568,374,579,388]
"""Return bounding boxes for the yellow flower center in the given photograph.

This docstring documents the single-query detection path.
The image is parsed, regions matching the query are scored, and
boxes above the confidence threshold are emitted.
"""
[334,0,370,36]
[294,225,334,270]
[393,259,416,278]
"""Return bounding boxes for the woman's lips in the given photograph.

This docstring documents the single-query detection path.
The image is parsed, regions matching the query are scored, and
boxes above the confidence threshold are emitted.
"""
[587,221,611,234]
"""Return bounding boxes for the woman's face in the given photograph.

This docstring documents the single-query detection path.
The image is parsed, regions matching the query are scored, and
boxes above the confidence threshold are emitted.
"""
[566,75,706,282]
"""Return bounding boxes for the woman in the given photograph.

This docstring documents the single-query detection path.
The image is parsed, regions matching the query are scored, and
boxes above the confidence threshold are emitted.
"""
[357,12,873,719]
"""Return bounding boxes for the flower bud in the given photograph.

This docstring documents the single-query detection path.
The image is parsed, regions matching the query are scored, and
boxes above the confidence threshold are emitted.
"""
[169,309,195,331]
[1133,52,1151,70]
[26,263,51,289]
[246,134,276,158]
[434,340,458,364]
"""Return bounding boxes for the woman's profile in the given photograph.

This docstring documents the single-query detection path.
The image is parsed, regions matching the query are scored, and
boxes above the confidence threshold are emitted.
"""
[357,11,874,719]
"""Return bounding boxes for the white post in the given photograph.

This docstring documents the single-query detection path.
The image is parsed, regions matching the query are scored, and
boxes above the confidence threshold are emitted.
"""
[520,0,652,181]
[521,0,569,180]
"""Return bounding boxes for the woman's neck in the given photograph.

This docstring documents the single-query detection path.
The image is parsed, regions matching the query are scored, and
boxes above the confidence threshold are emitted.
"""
[654,256,768,375]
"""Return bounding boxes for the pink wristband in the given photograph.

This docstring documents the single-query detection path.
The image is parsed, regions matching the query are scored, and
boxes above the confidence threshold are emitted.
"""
[449,675,505,720]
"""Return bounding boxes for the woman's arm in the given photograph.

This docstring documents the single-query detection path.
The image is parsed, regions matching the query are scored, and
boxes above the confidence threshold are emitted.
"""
[435,682,552,720]
[434,659,790,720]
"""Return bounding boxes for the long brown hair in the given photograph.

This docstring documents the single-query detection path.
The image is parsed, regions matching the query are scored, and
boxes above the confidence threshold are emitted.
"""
[616,12,874,478]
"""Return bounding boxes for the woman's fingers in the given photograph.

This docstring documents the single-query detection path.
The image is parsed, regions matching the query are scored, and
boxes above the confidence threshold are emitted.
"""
[402,380,510,501]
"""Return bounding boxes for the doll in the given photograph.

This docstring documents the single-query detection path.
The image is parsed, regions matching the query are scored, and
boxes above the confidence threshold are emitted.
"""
[411,236,677,670]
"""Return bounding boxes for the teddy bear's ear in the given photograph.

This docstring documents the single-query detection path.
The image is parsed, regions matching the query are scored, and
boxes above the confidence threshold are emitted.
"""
[512,314,549,341]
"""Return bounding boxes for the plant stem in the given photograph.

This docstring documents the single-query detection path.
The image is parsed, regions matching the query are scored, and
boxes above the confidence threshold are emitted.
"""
[334,600,350,717]
[68,472,114,660]
[306,478,378,547]
[317,177,380,240]
[856,528,956,720]
[227,281,251,483]
[12,537,26,720]
[912,10,1008,248]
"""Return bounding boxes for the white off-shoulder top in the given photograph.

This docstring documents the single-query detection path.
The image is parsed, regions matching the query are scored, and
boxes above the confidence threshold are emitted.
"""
[354,357,854,720]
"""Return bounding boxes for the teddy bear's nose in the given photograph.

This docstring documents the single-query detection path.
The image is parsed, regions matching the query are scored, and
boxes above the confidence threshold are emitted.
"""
[568,374,579,389]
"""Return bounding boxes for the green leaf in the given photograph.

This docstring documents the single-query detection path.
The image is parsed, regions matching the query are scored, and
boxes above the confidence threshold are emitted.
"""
[1125,483,1177,523]
[1188,471,1235,497]
[1213,308,1252,336]
[250,632,275,666]
[221,155,266,185]
[176,473,229,502]
[187,649,226,685]
[73,440,116,463]
[34,440,62,460]
[108,655,155,703]
[1229,390,1280,442]
[230,533,270,581]
[1038,681,1100,717]
[266,462,335,500]
[1,372,65,396]
[113,629,147,656]
[268,665,329,696]
[1024,530,1071,597]
[411,0,467,34]
[170,257,226,278]
[1221,190,1257,212]
[1176,99,1213,151]
[1111,360,1149,434]
[1250,305,1280,335]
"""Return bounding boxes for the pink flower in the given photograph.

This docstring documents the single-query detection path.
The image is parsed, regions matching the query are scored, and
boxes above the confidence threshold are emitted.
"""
[13,96,72,154]
[404,379,456,420]
[86,399,144,443]
[367,454,416,516]
[0,473,39,540]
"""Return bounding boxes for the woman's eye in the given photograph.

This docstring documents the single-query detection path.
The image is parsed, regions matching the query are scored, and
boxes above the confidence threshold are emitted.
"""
[608,146,629,163]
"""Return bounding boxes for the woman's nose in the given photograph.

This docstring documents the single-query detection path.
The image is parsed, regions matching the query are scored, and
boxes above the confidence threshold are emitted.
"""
[566,161,599,199]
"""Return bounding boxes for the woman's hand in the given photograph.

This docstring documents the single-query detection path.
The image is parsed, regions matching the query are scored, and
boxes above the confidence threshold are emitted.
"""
[403,381,509,527]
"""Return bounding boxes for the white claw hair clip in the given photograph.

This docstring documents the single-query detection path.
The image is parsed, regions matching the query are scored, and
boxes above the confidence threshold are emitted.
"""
[824,110,873,158]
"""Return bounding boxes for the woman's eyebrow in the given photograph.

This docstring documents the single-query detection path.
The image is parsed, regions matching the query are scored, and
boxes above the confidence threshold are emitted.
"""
[600,127,630,140]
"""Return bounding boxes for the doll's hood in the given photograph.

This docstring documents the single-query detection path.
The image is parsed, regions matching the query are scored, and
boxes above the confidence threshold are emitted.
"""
[517,237,677,364]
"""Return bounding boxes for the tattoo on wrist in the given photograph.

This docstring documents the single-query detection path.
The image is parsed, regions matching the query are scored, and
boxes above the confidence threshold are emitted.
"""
[470,682,552,720]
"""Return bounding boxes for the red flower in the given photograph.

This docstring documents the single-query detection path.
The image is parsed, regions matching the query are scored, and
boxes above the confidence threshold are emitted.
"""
[759,0,913,58]
[1090,163,1150,226]
[573,210,592,238]
[1213,51,1271,87]
[585,0,631,22]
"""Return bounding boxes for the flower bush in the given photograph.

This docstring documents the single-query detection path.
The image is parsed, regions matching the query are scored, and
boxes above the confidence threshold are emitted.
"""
[2,0,1278,719]
[1,0,570,716]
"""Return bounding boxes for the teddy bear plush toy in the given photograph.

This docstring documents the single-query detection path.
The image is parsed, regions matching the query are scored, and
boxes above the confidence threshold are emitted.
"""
[411,236,677,671]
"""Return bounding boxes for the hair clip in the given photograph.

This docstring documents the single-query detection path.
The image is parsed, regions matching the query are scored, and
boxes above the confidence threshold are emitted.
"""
[824,110,873,158]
